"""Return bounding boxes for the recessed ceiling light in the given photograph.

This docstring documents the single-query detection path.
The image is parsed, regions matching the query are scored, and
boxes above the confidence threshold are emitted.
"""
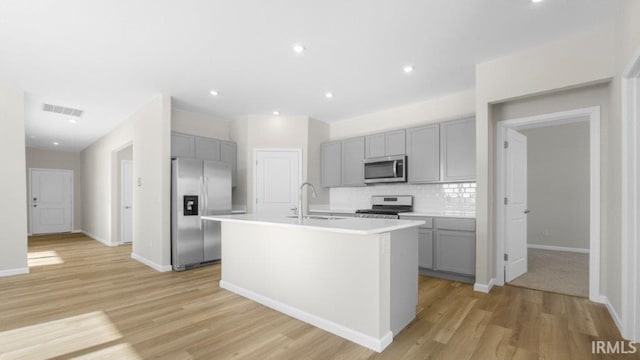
[69,118,77,124]
[292,44,305,54]
[531,0,543,2]
[403,65,414,73]
[210,90,219,96]
[273,110,280,116]
[325,92,334,99]
[53,142,59,146]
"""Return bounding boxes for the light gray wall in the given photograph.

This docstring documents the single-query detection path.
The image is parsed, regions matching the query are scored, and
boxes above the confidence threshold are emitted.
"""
[520,122,590,250]
[25,147,83,232]
[0,86,28,273]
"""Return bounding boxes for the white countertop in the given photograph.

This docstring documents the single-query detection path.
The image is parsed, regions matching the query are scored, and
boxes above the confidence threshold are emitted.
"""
[202,214,425,235]
[309,206,475,219]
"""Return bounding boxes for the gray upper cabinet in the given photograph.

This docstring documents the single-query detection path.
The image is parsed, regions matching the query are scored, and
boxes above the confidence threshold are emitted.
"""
[341,137,365,187]
[365,130,406,159]
[321,141,342,187]
[407,124,440,183]
[171,133,196,159]
[195,137,221,161]
[220,141,237,187]
[365,133,386,159]
[441,118,476,182]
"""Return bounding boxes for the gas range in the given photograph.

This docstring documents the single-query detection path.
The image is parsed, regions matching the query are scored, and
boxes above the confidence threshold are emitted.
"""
[355,195,413,219]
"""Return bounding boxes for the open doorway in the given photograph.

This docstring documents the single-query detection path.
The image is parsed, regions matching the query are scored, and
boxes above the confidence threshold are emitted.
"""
[496,107,600,302]
[116,145,133,245]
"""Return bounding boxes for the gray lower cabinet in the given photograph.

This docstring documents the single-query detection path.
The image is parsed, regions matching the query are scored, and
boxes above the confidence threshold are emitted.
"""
[171,133,196,158]
[220,141,237,187]
[441,117,476,182]
[400,215,475,280]
[407,124,440,183]
[341,137,365,186]
[321,141,342,187]
[418,229,434,269]
[195,137,221,161]
[435,230,475,276]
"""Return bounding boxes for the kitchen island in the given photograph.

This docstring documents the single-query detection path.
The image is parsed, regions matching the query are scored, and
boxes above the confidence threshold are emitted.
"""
[201,214,425,352]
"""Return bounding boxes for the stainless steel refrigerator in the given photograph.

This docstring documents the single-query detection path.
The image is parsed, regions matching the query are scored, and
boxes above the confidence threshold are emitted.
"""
[171,158,231,271]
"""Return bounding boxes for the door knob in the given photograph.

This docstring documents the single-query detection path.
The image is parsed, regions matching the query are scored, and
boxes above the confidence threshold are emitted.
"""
[524,209,530,214]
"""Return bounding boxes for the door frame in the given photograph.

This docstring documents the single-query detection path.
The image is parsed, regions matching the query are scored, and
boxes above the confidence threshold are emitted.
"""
[252,148,303,213]
[495,106,601,303]
[120,160,133,244]
[622,47,640,341]
[28,168,74,235]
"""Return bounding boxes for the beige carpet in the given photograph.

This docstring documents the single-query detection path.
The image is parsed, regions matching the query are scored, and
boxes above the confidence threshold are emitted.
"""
[508,248,589,298]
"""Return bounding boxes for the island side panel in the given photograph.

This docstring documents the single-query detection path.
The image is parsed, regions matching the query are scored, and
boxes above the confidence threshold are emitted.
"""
[389,227,419,336]
[220,221,391,349]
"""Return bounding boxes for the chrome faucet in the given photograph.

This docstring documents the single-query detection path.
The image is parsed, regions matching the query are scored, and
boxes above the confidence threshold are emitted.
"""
[298,182,318,222]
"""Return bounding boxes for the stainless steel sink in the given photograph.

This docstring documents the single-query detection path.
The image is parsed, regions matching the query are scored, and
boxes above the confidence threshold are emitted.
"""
[286,215,346,220]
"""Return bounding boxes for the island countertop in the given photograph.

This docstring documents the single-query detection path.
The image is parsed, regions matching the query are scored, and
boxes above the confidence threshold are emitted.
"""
[201,214,425,235]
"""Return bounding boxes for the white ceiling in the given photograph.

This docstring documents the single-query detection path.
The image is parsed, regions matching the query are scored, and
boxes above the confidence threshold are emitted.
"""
[0,0,621,152]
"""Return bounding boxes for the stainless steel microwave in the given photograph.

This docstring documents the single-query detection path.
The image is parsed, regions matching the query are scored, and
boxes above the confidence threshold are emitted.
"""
[364,155,407,184]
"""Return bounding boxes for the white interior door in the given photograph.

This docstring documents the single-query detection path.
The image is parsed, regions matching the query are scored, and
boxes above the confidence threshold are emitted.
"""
[505,129,529,282]
[30,169,72,234]
[255,150,301,215]
[121,160,133,244]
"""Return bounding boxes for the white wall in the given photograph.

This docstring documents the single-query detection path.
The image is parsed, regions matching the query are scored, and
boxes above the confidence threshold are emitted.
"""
[231,115,310,213]
[25,147,83,232]
[82,95,172,270]
[330,89,475,140]
[171,108,230,140]
[307,118,330,205]
[0,86,28,275]
[474,25,616,294]
[519,122,590,250]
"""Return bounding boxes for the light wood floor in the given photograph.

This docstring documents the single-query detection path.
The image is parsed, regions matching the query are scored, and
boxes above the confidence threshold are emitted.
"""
[0,234,634,360]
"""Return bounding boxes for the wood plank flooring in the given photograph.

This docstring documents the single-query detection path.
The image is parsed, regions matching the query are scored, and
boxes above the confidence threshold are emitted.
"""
[0,234,634,360]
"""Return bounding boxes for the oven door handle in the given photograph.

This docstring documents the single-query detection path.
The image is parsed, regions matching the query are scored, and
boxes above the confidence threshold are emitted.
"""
[392,160,398,178]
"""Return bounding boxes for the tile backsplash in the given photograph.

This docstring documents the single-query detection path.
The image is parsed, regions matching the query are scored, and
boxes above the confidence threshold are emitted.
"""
[330,183,476,212]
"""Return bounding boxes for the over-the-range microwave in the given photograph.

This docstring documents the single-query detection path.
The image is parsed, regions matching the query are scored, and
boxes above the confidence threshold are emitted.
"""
[364,155,407,184]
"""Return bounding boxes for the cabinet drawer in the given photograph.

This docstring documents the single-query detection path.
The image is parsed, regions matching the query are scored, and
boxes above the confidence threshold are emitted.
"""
[436,217,475,231]
[399,216,433,229]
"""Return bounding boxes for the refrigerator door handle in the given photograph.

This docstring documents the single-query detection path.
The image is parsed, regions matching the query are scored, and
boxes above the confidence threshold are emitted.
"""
[204,176,209,214]
[199,176,204,231]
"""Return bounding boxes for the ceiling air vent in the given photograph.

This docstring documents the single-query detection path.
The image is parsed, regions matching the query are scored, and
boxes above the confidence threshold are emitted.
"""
[43,103,83,117]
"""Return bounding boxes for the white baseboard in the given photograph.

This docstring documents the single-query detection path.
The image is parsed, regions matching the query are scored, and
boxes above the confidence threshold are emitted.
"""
[474,278,496,293]
[528,244,589,254]
[599,295,624,338]
[72,229,82,234]
[130,253,172,272]
[81,230,116,247]
[220,280,393,352]
[0,267,30,277]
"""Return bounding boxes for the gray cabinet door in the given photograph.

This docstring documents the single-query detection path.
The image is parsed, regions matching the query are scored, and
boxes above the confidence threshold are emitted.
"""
[195,137,221,161]
[407,124,440,183]
[441,118,476,182]
[171,132,195,159]
[321,141,342,187]
[435,230,475,276]
[385,130,406,156]
[341,137,365,186]
[365,133,386,159]
[418,229,434,269]
[220,141,237,187]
